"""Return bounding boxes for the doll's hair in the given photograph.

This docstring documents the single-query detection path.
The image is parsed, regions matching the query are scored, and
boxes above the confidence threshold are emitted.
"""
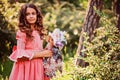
[18,3,44,39]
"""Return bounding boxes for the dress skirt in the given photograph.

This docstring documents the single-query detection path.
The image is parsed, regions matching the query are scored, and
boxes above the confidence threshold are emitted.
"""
[9,58,44,80]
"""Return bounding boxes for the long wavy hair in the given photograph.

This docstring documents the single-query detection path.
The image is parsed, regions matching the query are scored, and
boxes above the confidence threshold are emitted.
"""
[18,3,44,39]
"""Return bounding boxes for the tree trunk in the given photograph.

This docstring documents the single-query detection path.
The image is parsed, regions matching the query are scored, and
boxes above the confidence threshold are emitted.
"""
[113,0,120,31]
[76,0,103,67]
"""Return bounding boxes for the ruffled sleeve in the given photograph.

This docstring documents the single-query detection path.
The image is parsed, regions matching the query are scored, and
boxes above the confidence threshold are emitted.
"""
[9,30,34,62]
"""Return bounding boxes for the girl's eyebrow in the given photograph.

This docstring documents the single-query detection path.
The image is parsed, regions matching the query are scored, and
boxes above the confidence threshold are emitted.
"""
[26,11,36,13]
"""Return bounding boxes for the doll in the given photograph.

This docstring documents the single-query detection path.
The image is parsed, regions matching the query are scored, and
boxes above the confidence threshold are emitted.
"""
[44,28,67,78]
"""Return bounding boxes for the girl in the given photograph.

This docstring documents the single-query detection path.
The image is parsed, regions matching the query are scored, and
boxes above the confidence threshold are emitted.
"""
[9,3,52,80]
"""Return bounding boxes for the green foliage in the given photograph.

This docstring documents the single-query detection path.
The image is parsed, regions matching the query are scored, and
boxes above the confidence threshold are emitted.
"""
[0,0,19,61]
[79,13,120,80]
[47,0,88,8]
[0,0,20,30]
[78,14,120,80]
[52,58,89,80]
[52,12,120,80]
[42,1,85,56]
[103,0,112,9]
[82,16,120,79]
[0,59,13,80]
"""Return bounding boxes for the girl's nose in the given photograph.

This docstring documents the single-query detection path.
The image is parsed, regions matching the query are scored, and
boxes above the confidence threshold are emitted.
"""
[30,14,33,17]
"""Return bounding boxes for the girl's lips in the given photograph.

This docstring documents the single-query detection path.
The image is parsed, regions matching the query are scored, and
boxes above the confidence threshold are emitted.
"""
[29,19,35,21]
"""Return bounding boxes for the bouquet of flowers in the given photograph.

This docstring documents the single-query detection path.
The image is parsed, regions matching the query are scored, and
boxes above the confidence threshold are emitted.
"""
[44,28,67,78]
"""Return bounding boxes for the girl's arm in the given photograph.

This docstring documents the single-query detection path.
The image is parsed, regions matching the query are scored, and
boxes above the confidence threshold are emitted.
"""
[33,36,54,59]
[32,35,54,59]
[33,50,52,58]
[17,50,53,61]
[15,30,52,61]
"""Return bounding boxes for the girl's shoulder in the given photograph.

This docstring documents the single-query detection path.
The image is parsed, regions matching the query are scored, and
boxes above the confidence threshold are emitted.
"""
[16,30,26,40]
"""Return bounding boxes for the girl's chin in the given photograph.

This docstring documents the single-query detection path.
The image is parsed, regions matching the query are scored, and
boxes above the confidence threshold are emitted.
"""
[29,22,36,24]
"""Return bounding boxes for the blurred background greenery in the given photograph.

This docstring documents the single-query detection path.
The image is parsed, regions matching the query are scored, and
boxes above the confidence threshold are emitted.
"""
[0,0,120,80]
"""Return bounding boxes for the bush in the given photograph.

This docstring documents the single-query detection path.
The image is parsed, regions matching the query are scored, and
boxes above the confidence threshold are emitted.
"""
[52,12,120,80]
[80,14,120,80]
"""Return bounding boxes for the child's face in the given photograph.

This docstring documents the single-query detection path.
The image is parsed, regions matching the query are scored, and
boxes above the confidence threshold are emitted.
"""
[26,7,37,24]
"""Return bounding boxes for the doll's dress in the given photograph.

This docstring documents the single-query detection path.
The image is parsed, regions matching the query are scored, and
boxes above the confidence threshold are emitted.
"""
[9,30,47,80]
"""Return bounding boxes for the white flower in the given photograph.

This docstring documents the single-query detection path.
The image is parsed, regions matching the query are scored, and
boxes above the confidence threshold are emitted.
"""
[49,28,67,50]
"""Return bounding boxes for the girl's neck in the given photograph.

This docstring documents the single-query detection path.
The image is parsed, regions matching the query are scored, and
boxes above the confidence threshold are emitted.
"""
[30,24,35,30]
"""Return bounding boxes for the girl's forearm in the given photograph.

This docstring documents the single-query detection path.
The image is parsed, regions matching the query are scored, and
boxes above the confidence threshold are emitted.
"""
[32,50,52,59]
[17,50,52,61]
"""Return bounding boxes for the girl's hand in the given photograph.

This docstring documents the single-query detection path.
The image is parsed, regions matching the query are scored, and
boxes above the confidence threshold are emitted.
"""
[46,36,54,48]
[42,50,53,57]
[46,36,53,43]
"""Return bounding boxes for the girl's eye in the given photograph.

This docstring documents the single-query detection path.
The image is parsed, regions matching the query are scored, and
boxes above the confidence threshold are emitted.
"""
[32,12,36,15]
[26,12,36,16]
[26,13,30,16]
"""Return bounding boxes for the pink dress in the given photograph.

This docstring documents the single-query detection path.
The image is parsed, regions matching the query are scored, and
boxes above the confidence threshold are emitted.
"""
[9,30,50,80]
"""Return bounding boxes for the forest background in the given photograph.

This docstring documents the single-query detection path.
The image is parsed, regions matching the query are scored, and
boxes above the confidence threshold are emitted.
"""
[0,0,120,80]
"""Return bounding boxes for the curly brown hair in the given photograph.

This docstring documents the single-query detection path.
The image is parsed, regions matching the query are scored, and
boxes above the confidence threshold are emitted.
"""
[18,3,44,39]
